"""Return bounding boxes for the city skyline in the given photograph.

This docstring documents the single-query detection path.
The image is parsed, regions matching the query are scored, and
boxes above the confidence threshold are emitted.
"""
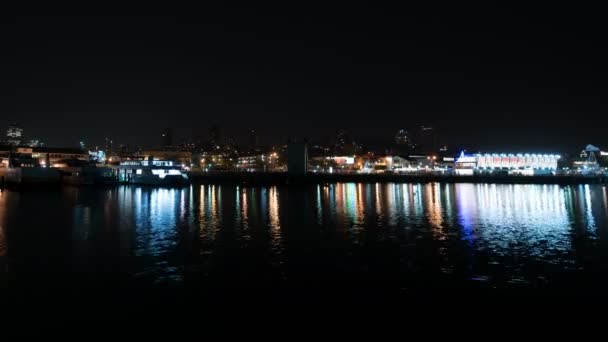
[2,3,608,151]
[0,119,602,157]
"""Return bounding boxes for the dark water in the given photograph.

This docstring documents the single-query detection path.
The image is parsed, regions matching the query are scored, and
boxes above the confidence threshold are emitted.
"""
[1,183,608,324]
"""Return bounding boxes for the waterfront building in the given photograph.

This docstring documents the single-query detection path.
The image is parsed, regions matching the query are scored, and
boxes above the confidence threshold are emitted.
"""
[455,151,561,176]
[16,147,89,168]
[197,150,235,171]
[361,155,412,173]
[310,155,358,173]
[572,145,601,175]
[237,152,280,172]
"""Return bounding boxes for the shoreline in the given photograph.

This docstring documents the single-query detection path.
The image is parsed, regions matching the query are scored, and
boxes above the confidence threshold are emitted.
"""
[187,172,608,186]
[2,172,607,189]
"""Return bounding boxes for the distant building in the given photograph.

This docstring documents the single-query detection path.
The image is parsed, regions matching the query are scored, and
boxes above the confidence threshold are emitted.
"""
[105,137,114,155]
[394,129,413,155]
[29,139,43,147]
[417,125,437,155]
[210,124,221,148]
[6,123,24,146]
[249,129,257,150]
[17,147,89,167]
[162,128,173,150]
[119,144,132,157]
[198,150,234,171]
[395,129,409,145]
[237,152,280,172]
[334,129,357,155]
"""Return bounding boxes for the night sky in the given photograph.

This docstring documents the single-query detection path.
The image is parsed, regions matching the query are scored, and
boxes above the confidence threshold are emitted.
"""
[2,2,607,152]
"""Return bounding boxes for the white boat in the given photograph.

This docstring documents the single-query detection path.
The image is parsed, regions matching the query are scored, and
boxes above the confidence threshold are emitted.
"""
[117,158,189,186]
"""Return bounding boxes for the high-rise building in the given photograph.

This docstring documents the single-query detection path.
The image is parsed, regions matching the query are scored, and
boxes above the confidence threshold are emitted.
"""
[395,129,409,145]
[162,128,173,149]
[249,129,257,150]
[29,139,42,147]
[417,125,437,155]
[394,129,413,156]
[210,124,221,147]
[6,123,24,146]
[334,129,358,155]
[119,144,131,156]
[335,129,347,151]
[105,137,114,155]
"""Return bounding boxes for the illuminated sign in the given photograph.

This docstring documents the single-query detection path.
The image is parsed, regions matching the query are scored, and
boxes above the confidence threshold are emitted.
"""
[332,156,355,165]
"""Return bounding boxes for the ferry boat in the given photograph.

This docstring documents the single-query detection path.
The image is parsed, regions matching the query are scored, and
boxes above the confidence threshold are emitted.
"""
[117,158,190,186]
[53,159,118,185]
[0,153,61,185]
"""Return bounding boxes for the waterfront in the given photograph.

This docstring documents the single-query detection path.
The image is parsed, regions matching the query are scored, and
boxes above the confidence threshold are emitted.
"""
[2,182,608,296]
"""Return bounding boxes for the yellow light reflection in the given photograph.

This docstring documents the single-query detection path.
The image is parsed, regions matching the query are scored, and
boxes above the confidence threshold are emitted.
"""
[0,191,6,257]
[269,186,280,231]
[426,183,444,236]
[241,187,249,229]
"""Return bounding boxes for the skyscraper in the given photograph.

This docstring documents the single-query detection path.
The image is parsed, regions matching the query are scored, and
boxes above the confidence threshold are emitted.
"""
[333,129,357,155]
[395,129,409,145]
[210,124,221,148]
[394,129,413,156]
[417,125,437,155]
[6,123,24,146]
[105,137,114,155]
[162,128,173,149]
[249,129,257,150]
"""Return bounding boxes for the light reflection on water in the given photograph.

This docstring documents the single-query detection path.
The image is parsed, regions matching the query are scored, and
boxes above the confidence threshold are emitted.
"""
[0,183,607,289]
[0,191,6,258]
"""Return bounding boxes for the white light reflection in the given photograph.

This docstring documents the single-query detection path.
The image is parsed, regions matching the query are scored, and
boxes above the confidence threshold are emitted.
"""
[316,185,323,225]
[456,184,572,257]
[603,186,608,217]
[583,185,597,235]
[131,188,184,283]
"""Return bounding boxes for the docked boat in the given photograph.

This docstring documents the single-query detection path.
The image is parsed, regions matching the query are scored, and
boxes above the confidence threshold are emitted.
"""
[0,153,61,185]
[53,159,119,185]
[117,158,190,186]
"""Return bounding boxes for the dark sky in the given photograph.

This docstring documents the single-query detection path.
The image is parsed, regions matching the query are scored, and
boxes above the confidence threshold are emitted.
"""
[1,2,607,152]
